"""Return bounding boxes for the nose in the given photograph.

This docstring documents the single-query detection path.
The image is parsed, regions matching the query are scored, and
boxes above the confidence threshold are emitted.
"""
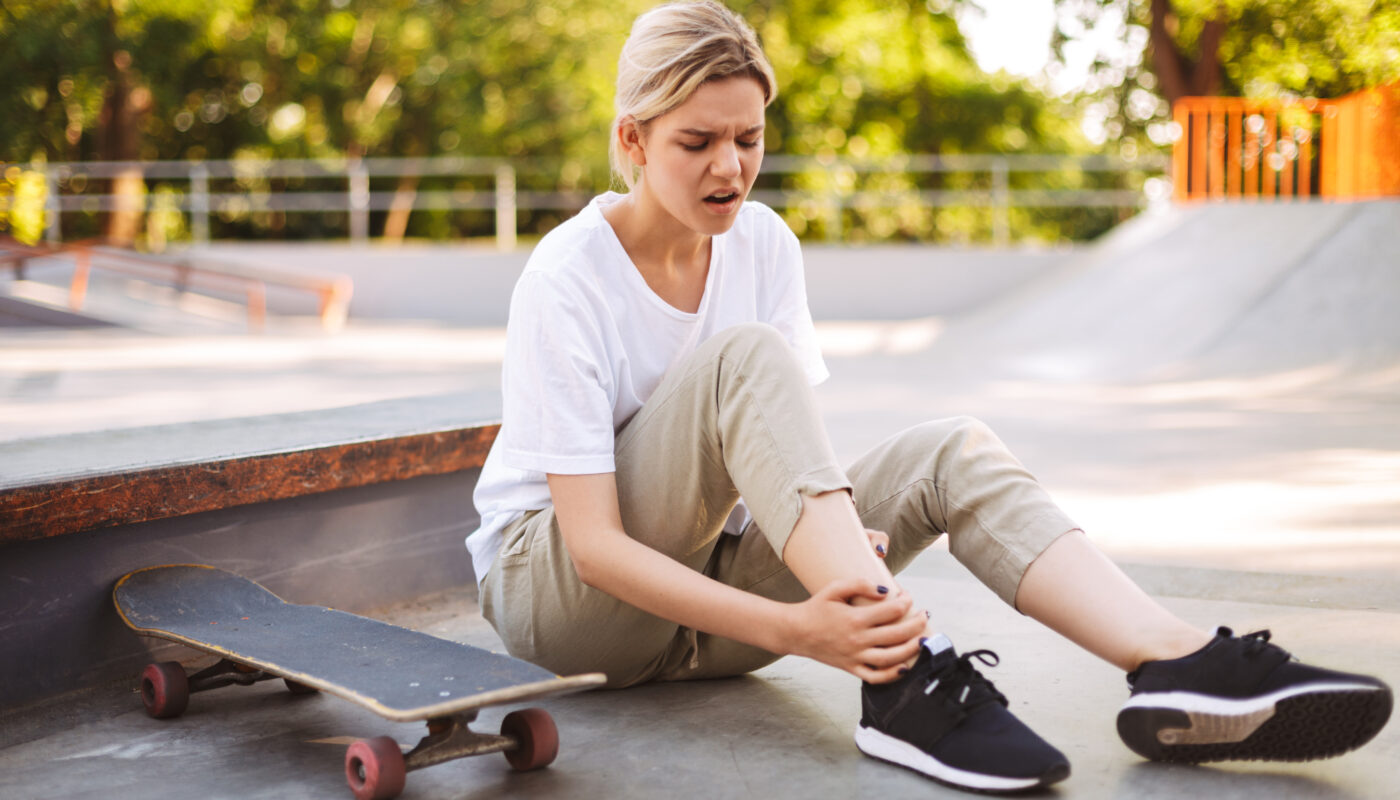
[710,140,741,179]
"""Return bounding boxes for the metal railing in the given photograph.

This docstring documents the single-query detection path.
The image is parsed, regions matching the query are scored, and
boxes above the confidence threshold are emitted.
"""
[4,153,1168,249]
[757,153,1167,243]
[1,236,352,330]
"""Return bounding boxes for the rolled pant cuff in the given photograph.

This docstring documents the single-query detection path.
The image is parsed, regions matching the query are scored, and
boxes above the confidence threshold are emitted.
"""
[755,467,856,560]
[995,517,1082,608]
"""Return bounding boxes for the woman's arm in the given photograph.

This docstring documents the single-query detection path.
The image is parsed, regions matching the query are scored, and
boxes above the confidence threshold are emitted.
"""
[548,472,926,682]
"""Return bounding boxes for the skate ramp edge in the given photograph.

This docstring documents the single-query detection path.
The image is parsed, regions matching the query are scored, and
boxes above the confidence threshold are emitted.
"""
[937,200,1399,382]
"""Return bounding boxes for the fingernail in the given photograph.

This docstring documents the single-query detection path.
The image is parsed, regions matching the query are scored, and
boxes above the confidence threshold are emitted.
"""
[897,667,908,675]
[877,585,889,594]
[875,544,886,556]
[924,610,931,619]
[919,636,928,645]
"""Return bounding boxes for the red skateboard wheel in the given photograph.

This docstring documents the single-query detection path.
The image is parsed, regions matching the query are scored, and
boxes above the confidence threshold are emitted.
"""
[501,707,559,771]
[140,662,190,719]
[345,736,406,800]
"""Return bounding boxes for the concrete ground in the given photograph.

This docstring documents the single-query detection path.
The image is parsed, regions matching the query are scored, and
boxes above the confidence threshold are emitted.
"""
[1,558,1395,800]
[2,202,1398,798]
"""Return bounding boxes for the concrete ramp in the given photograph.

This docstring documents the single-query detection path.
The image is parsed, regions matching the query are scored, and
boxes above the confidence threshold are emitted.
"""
[1184,201,1400,377]
[0,295,114,328]
[936,200,1398,382]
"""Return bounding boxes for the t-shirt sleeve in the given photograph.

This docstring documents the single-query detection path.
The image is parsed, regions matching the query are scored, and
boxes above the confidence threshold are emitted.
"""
[762,218,829,385]
[497,272,618,475]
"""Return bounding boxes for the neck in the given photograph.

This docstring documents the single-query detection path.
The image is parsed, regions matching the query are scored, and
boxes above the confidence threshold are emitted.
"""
[604,182,709,275]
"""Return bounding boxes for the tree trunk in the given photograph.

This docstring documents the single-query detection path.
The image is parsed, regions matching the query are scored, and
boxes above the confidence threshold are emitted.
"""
[382,172,419,242]
[1149,0,1226,105]
[96,5,149,246]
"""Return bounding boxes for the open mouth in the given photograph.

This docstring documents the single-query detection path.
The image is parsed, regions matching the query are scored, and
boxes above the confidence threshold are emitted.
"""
[704,192,739,205]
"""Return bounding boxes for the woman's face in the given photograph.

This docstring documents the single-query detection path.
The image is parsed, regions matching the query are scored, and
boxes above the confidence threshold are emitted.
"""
[630,76,766,237]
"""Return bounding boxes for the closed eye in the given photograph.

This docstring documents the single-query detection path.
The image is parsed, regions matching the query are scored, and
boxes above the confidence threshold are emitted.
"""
[682,139,761,152]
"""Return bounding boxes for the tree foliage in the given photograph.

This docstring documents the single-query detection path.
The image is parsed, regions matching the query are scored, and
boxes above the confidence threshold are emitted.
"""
[738,0,1097,241]
[1050,0,1400,149]
[2,0,1119,243]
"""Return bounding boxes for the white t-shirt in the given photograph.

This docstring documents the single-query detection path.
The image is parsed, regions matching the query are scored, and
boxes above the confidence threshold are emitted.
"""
[467,192,828,583]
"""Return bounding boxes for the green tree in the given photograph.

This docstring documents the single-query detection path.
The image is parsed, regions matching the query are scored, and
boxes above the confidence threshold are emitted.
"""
[0,167,49,244]
[3,0,1114,244]
[741,0,1102,241]
[1050,0,1400,148]
[0,1,257,240]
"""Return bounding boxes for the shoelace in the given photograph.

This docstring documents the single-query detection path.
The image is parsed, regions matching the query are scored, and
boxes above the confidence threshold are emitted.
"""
[923,649,1005,709]
[1127,627,1287,688]
[1238,628,1299,664]
[1240,629,1273,656]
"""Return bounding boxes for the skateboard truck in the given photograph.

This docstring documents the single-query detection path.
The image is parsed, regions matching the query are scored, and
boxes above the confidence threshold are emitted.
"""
[406,710,548,769]
[139,659,315,719]
[344,708,558,800]
[187,658,317,694]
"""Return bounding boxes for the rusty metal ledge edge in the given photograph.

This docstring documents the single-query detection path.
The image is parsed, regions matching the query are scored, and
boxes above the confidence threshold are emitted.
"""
[0,423,500,544]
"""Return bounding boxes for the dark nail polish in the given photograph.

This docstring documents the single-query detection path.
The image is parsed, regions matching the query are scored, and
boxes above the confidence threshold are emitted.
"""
[919,637,928,645]
[898,667,909,675]
[875,544,886,555]
[877,585,889,594]
[924,610,931,619]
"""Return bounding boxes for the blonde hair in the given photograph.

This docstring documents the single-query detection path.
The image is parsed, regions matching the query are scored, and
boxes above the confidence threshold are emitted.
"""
[610,1,777,189]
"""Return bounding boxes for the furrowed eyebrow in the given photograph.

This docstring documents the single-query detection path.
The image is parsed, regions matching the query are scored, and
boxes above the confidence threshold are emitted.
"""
[677,124,765,137]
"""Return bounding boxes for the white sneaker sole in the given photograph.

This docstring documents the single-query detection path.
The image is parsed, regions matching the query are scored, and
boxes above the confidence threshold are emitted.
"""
[854,725,1065,793]
[1121,681,1379,743]
[1117,680,1392,762]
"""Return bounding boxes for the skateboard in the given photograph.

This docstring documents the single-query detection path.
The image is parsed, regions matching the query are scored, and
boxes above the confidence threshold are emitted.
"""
[113,564,606,800]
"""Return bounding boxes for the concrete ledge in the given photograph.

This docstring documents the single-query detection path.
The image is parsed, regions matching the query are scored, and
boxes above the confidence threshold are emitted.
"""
[0,392,501,542]
[0,469,484,708]
[0,393,503,707]
[0,392,504,703]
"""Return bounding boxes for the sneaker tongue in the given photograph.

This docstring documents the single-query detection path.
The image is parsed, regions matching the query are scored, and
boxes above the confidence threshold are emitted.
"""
[923,633,954,657]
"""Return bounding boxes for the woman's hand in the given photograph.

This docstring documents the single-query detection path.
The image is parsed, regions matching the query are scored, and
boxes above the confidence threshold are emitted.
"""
[782,577,927,684]
[865,528,890,559]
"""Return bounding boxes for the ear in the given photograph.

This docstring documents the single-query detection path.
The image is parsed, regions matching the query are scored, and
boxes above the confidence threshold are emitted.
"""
[617,116,648,167]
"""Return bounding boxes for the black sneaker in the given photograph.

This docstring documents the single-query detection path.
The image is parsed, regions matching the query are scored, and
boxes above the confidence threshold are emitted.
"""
[1117,626,1393,763]
[855,634,1070,793]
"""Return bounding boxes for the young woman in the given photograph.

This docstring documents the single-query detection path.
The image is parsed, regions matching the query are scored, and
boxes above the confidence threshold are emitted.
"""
[468,1,1392,792]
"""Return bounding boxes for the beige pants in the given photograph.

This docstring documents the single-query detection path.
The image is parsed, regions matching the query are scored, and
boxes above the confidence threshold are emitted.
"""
[480,323,1077,687]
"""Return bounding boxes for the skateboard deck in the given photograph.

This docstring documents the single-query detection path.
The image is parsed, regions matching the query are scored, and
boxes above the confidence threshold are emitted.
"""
[114,564,606,799]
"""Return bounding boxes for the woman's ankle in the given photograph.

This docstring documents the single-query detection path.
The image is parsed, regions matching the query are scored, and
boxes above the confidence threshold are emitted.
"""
[1130,626,1216,672]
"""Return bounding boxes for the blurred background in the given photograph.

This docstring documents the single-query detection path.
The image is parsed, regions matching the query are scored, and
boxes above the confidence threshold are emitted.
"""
[3,0,1395,249]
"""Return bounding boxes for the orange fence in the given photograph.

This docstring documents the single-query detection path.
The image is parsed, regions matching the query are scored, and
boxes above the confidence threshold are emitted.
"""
[1173,82,1400,202]
[1319,83,1400,199]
